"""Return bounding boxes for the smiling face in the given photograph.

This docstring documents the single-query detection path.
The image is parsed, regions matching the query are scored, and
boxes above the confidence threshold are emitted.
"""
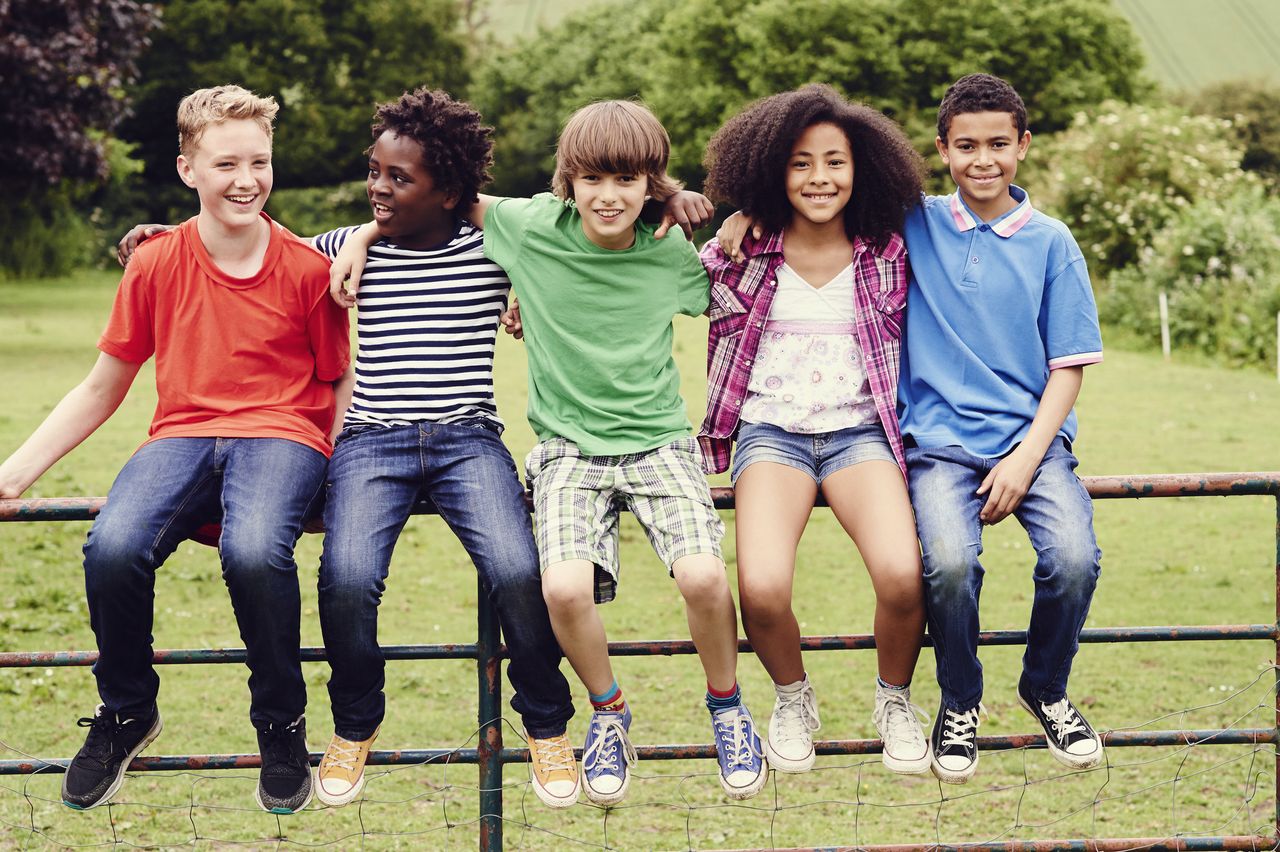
[366,131,459,249]
[936,110,1030,222]
[177,119,272,232]
[570,171,649,250]
[784,122,854,230]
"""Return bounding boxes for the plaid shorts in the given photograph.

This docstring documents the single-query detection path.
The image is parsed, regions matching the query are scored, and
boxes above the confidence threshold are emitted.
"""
[524,436,725,603]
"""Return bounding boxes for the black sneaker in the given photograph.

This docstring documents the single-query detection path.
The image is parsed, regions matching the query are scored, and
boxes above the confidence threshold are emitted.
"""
[929,702,982,784]
[1017,683,1103,769]
[62,704,162,810]
[255,716,313,814]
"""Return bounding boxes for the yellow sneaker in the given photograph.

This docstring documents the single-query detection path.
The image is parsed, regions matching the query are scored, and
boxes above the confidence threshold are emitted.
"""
[316,728,378,807]
[527,730,580,808]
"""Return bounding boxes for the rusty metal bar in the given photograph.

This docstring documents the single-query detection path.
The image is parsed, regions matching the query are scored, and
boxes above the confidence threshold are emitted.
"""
[720,837,1274,851]
[3,625,1273,670]
[4,727,1273,776]
[3,472,1279,524]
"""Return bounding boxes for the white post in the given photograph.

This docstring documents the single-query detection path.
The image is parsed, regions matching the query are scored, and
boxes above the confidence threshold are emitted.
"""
[1159,292,1170,361]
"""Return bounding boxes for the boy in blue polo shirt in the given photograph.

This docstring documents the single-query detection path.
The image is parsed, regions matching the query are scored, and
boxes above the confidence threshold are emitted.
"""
[898,73,1105,784]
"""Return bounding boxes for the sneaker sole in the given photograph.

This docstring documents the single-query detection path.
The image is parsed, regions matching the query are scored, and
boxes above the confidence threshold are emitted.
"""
[62,712,163,811]
[719,760,769,800]
[531,774,581,809]
[316,770,365,808]
[255,770,314,815]
[1017,695,1105,770]
[764,738,814,773]
[930,750,977,785]
[583,770,629,807]
[881,743,933,776]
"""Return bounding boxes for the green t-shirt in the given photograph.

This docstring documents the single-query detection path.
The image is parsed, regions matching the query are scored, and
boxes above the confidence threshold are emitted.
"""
[483,193,709,455]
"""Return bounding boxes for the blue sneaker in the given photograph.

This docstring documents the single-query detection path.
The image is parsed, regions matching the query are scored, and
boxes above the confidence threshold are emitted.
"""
[711,704,768,799]
[581,707,635,806]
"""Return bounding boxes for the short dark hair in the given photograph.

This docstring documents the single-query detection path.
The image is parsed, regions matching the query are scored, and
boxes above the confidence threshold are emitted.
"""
[936,73,1027,142]
[703,84,924,248]
[370,88,493,205]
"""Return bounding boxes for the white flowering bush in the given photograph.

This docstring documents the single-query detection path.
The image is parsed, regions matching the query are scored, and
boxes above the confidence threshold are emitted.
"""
[1031,101,1254,276]
[1104,187,1280,366]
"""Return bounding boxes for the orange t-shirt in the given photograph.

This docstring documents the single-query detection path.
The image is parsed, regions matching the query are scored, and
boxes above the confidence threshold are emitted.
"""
[98,214,350,457]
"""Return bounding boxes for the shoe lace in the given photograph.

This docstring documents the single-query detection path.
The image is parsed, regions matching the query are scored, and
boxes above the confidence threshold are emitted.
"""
[714,708,763,770]
[875,691,929,747]
[531,735,576,775]
[260,718,306,776]
[583,717,634,774]
[1041,698,1088,740]
[773,685,821,744]
[322,736,363,773]
[75,709,121,766]
[939,705,983,750]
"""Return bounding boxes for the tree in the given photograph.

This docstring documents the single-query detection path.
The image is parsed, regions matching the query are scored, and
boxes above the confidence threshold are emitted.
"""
[0,0,158,185]
[470,0,1152,197]
[119,0,468,213]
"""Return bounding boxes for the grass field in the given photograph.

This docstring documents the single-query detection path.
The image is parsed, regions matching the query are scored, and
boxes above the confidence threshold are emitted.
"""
[1,270,1278,848]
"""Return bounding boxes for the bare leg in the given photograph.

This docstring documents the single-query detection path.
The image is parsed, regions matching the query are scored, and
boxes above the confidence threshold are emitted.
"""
[672,553,739,692]
[733,462,817,686]
[822,461,925,686]
[541,559,615,696]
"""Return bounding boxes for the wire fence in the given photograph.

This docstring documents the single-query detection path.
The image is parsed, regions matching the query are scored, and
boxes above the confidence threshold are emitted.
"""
[1,471,1278,850]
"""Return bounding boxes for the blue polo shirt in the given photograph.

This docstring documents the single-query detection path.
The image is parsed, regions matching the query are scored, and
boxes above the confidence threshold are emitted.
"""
[897,186,1103,457]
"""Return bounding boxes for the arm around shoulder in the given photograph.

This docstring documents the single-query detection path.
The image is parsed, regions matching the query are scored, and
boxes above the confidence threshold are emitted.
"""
[0,353,142,497]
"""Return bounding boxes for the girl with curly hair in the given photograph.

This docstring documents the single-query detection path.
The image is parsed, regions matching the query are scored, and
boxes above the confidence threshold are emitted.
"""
[698,84,931,776]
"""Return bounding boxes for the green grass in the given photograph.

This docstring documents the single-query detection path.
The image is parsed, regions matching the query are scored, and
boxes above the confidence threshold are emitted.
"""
[1112,0,1280,89]
[1,270,1279,848]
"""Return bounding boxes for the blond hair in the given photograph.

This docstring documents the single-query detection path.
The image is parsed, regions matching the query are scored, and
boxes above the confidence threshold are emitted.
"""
[551,100,682,201]
[177,85,279,160]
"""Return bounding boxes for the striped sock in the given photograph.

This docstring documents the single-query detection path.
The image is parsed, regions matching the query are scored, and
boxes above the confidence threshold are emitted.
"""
[590,681,626,714]
[705,682,742,713]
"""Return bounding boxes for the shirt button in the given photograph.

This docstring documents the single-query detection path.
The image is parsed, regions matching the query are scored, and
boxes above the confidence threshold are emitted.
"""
[979,224,989,232]
[972,257,980,264]
[743,358,752,365]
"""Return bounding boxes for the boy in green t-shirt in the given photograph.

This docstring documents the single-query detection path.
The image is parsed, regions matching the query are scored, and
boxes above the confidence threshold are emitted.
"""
[333,100,767,805]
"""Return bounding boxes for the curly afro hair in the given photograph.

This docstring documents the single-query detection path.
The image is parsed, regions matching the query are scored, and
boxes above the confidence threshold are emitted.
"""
[936,73,1026,142]
[370,88,493,206]
[703,84,923,248]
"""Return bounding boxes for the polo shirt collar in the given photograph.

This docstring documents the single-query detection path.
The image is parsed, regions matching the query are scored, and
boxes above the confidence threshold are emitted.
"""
[949,185,1034,238]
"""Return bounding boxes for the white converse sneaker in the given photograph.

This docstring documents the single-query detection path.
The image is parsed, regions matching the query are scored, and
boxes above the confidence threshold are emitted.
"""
[766,679,821,773]
[872,683,931,775]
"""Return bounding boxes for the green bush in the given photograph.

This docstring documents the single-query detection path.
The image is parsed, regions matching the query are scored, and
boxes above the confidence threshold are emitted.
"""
[0,188,97,280]
[266,181,371,237]
[1179,79,1280,193]
[1104,187,1280,367]
[471,0,1151,198]
[1030,101,1254,276]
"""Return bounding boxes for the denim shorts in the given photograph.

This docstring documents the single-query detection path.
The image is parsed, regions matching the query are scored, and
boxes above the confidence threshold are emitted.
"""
[731,420,896,485]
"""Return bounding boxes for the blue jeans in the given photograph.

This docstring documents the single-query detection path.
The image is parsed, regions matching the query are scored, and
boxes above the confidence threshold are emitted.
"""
[906,438,1101,710]
[318,421,574,740]
[83,437,326,728]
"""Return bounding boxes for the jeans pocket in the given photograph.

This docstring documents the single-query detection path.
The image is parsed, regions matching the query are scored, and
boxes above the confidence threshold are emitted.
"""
[335,423,382,446]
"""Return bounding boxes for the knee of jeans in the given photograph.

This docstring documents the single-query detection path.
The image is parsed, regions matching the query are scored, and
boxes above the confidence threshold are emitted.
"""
[219,533,293,582]
[82,525,151,588]
[921,540,981,594]
[1035,540,1101,593]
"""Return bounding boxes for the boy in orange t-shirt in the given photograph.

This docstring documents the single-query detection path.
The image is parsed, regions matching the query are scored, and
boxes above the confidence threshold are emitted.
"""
[0,85,350,815]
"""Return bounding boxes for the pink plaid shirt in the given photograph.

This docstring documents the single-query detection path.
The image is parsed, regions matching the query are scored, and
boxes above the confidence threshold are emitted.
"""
[697,230,909,476]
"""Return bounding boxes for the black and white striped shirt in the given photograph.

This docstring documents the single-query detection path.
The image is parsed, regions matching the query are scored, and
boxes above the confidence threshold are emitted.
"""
[312,222,509,429]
